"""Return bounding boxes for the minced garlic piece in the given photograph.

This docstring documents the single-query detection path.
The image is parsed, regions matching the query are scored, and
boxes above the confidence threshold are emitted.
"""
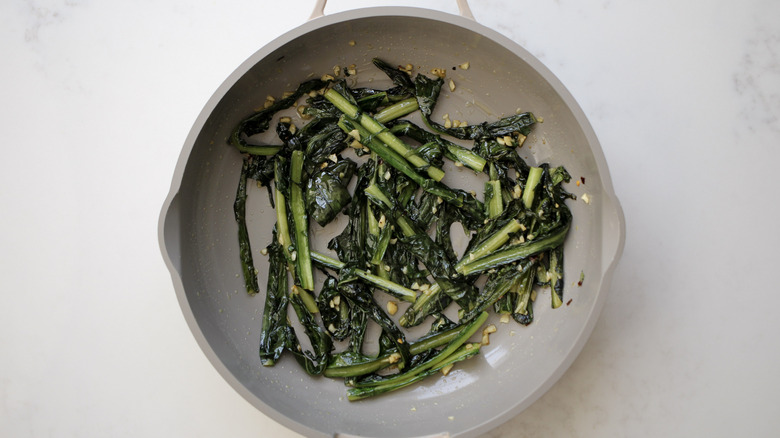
[459,62,470,70]
[388,353,401,364]
[481,324,497,346]
[297,105,311,119]
[582,193,591,204]
[512,184,522,199]
[387,301,398,315]
[431,67,446,78]
[441,364,454,376]
[449,79,456,92]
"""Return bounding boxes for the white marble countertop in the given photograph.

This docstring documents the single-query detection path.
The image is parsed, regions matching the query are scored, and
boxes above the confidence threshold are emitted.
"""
[2,0,779,436]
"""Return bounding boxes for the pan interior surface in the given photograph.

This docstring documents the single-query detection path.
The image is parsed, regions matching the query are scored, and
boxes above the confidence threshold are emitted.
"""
[168,8,619,438]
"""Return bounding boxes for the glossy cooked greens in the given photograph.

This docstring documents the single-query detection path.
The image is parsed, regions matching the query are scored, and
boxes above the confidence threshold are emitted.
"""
[229,58,574,400]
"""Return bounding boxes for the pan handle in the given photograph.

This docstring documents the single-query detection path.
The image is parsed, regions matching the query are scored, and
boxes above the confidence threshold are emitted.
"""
[309,0,474,21]
[159,192,183,277]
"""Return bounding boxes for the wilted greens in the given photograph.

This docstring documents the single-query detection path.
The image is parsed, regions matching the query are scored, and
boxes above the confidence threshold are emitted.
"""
[229,58,575,400]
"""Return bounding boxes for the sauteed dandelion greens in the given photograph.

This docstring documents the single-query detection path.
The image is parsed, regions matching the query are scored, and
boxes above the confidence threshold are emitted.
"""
[229,58,575,400]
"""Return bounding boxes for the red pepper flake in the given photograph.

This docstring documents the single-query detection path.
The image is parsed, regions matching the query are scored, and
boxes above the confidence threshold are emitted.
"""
[566,299,573,306]
[580,176,586,184]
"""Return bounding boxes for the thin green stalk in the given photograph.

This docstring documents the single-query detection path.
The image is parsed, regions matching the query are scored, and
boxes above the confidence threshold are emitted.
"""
[292,285,319,317]
[448,145,487,172]
[364,183,417,237]
[522,166,543,209]
[273,169,318,313]
[310,251,344,270]
[455,219,523,273]
[339,117,486,226]
[370,226,392,266]
[310,251,417,303]
[398,283,442,327]
[351,311,488,390]
[374,97,419,124]
[273,190,292,259]
[485,180,503,219]
[388,121,486,172]
[234,144,282,156]
[324,321,464,378]
[457,222,570,277]
[290,150,314,291]
[324,88,445,181]
[346,342,481,400]
[357,270,416,303]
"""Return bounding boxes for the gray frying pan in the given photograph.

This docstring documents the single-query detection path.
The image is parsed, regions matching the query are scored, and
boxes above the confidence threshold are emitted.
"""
[158,1,625,437]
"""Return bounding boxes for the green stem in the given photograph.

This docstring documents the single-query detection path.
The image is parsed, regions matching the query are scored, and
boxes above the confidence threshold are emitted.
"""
[325,88,445,181]
[374,97,419,124]
[310,251,344,270]
[370,225,392,266]
[364,183,417,237]
[234,144,282,156]
[485,180,503,219]
[449,144,487,172]
[455,219,523,274]
[457,222,570,276]
[346,343,481,400]
[388,121,486,173]
[350,311,488,390]
[324,321,464,378]
[290,150,315,291]
[310,252,417,303]
[398,283,442,327]
[522,166,543,209]
[292,285,319,315]
[339,117,485,225]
